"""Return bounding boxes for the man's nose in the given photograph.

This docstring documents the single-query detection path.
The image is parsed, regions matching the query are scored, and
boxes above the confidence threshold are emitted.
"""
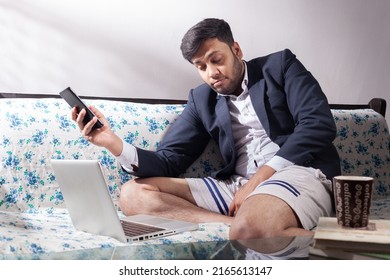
[208,65,220,78]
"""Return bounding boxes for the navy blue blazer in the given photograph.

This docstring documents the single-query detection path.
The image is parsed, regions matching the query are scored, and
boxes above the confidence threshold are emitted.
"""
[132,49,341,180]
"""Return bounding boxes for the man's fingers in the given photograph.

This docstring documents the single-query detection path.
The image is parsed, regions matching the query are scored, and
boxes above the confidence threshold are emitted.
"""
[71,107,78,121]
[228,201,237,217]
[83,116,98,136]
[89,105,103,118]
[75,108,95,137]
[75,108,86,127]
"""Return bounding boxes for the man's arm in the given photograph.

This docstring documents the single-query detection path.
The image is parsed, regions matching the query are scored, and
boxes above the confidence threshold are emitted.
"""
[132,91,211,177]
[73,93,210,178]
[73,106,123,156]
[274,49,337,166]
[228,165,276,216]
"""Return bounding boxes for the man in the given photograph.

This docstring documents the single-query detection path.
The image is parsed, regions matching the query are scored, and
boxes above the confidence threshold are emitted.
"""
[73,18,340,240]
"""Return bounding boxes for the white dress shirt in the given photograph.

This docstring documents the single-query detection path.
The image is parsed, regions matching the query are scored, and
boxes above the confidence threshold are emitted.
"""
[219,62,293,179]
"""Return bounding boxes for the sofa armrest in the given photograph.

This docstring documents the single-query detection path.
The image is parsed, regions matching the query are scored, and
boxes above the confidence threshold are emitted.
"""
[330,98,386,117]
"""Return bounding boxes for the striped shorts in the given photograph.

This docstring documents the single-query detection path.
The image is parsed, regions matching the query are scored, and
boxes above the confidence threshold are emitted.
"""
[186,165,334,230]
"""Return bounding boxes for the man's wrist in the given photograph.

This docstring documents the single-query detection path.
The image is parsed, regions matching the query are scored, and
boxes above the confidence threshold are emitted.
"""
[266,155,294,172]
[116,140,139,172]
[107,134,124,156]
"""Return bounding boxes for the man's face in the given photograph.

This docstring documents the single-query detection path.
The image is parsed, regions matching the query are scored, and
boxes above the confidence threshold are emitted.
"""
[191,38,244,96]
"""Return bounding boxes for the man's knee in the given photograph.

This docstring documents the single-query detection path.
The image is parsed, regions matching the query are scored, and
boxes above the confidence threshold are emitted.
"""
[119,178,154,216]
[229,216,272,240]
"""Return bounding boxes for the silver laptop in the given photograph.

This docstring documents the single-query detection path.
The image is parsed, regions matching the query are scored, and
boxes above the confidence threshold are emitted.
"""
[50,159,198,243]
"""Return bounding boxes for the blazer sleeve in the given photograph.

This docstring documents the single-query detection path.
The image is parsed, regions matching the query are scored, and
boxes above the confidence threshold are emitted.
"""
[272,49,337,166]
[130,92,211,177]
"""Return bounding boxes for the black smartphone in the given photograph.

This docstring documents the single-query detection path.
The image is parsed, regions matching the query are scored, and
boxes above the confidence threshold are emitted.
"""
[59,87,104,130]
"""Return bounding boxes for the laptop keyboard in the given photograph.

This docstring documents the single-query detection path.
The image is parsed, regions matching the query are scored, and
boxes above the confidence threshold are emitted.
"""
[120,220,165,237]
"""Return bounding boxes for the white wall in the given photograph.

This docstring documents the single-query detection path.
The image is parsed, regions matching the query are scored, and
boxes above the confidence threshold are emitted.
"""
[1,0,389,123]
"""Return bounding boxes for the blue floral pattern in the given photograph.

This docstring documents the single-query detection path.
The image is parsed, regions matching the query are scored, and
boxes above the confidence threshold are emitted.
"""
[0,97,226,257]
[0,98,389,258]
[332,109,390,199]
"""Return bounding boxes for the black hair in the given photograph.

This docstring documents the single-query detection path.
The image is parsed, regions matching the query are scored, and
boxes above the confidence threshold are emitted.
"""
[180,18,234,62]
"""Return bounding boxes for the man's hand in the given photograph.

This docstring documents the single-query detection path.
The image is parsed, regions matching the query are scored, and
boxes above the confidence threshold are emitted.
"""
[228,165,276,216]
[71,105,123,156]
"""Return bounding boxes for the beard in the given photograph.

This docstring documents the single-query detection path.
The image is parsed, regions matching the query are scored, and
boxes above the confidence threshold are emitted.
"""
[212,56,244,96]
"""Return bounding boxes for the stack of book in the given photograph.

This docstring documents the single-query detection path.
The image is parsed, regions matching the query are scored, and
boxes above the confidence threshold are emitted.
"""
[312,217,390,257]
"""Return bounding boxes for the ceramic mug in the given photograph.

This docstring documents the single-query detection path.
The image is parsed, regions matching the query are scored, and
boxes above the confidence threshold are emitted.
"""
[333,176,374,228]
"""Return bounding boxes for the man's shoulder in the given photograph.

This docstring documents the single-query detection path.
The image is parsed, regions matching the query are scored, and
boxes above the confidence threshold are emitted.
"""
[247,48,295,66]
[192,83,212,93]
[246,49,298,82]
[179,85,219,122]
[190,83,217,100]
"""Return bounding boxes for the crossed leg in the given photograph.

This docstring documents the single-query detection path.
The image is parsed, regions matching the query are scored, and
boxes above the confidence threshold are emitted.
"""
[119,177,232,224]
[119,177,311,240]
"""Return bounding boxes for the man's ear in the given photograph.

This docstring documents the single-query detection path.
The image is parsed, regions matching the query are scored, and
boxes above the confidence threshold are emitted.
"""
[232,42,243,59]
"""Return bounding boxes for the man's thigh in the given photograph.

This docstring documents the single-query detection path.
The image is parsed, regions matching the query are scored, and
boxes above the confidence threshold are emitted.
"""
[235,193,300,232]
[241,166,333,230]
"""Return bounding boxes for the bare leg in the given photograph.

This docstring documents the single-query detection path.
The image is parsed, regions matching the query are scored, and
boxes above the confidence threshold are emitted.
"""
[229,194,313,240]
[120,178,312,239]
[119,177,233,224]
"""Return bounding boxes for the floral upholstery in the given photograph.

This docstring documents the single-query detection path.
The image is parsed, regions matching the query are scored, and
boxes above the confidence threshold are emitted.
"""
[0,97,227,257]
[0,98,223,213]
[0,97,389,257]
[331,109,390,222]
[332,109,390,199]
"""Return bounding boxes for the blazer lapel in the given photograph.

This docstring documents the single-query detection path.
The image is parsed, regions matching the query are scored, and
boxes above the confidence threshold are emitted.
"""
[215,95,236,169]
[249,79,270,136]
[216,95,233,137]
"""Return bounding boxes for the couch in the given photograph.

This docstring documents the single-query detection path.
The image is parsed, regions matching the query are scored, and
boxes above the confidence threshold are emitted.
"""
[0,93,389,259]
